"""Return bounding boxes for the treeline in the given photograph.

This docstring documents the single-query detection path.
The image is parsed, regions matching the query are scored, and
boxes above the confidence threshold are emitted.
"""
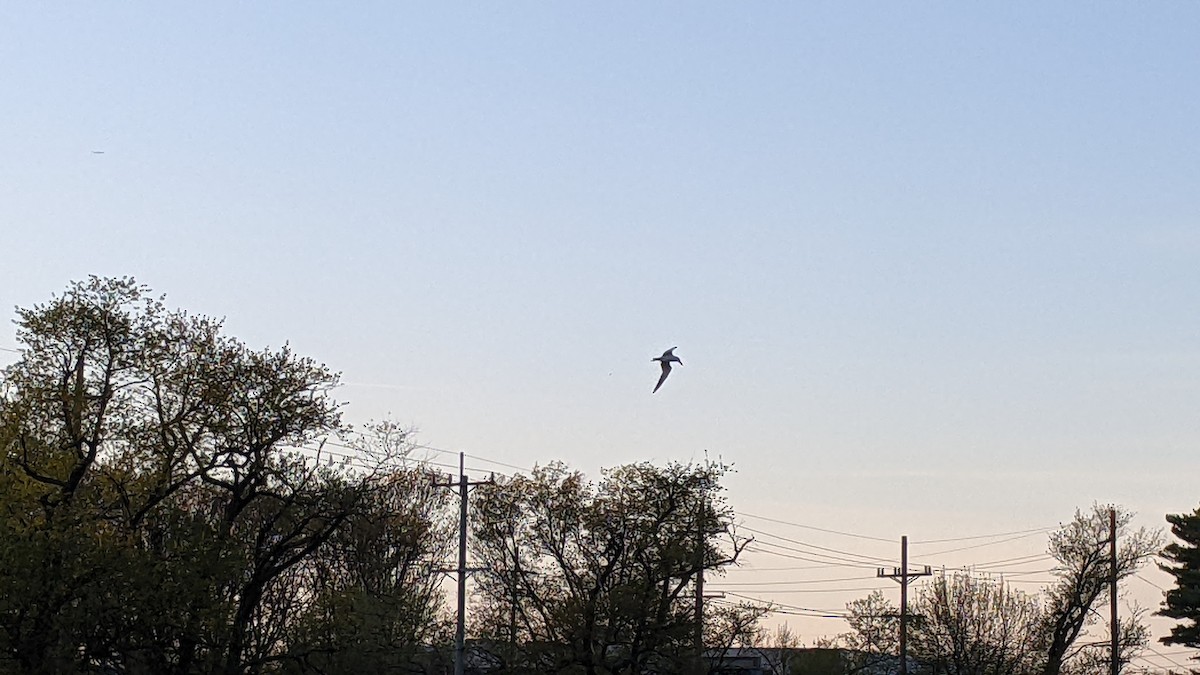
[827,504,1163,675]
[0,278,760,675]
[7,278,1200,675]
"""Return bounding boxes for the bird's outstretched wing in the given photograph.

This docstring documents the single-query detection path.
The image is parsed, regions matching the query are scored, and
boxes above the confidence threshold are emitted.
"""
[653,361,672,393]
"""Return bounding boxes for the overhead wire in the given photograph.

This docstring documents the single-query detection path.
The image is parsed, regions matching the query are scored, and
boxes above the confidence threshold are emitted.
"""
[740,512,894,543]
[719,592,849,618]
[742,547,850,568]
[967,552,1054,568]
[745,542,883,570]
[464,452,535,473]
[740,526,896,565]
[911,530,1052,560]
[1135,574,1168,593]
[1139,644,1193,671]
[1142,648,1200,658]
[725,563,880,573]
[300,434,527,479]
[297,443,1065,615]
[708,575,882,587]
[710,598,840,619]
[289,443,509,479]
[316,433,536,476]
[719,585,893,595]
[910,526,1056,545]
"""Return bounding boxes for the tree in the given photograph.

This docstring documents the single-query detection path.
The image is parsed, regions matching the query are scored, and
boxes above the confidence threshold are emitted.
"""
[704,600,773,674]
[281,455,455,674]
[1039,505,1160,675]
[909,572,1043,675]
[838,590,900,673]
[838,506,1160,675]
[1159,505,1200,650]
[0,277,448,674]
[469,460,757,674]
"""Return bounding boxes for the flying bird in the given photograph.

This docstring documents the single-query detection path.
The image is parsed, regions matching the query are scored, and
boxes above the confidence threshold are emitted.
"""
[91,150,105,154]
[651,347,682,393]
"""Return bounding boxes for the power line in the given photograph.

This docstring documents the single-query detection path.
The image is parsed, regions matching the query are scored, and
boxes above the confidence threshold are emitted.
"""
[910,526,1055,545]
[742,547,850,567]
[759,607,847,618]
[968,552,1054,568]
[412,443,468,459]
[970,565,1056,577]
[741,526,896,565]
[911,530,1050,560]
[1140,645,1193,671]
[708,575,880,587]
[725,564,865,572]
[290,443,510,479]
[464,452,534,473]
[719,592,849,618]
[718,585,894,595]
[745,542,883,570]
[988,569,1055,577]
[1135,574,1168,593]
[321,434,535,475]
[1144,648,1200,657]
[740,512,894,543]
[308,438,506,478]
[710,599,844,619]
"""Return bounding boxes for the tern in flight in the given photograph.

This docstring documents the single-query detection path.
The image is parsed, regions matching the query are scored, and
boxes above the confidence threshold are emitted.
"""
[651,347,682,393]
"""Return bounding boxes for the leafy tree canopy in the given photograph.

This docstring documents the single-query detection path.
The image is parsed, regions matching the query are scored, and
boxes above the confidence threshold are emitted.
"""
[0,277,450,675]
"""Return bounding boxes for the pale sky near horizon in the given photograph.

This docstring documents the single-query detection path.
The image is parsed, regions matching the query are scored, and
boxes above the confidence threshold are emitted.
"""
[3,3,1200,666]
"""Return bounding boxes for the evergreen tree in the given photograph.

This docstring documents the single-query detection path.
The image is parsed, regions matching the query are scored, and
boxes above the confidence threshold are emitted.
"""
[1160,506,1200,648]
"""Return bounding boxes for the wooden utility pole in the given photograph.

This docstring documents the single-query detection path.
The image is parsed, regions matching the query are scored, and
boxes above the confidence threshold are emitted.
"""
[694,490,707,675]
[1110,507,1119,675]
[434,453,494,675]
[510,549,519,648]
[878,536,932,675]
[692,489,724,674]
[695,504,705,659]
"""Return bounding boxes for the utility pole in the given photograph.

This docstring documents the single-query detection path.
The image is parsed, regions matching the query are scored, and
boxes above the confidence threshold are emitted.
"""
[1110,507,1119,675]
[878,536,932,675]
[434,453,494,675]
[510,548,519,649]
[508,548,536,648]
[693,487,724,675]
[694,488,708,675]
[695,498,705,666]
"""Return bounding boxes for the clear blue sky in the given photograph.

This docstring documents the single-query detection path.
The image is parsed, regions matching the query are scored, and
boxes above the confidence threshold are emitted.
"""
[3,3,1199,657]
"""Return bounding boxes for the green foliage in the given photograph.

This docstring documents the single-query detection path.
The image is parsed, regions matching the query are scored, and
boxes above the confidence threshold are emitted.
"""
[839,506,1160,675]
[470,460,760,674]
[281,467,454,674]
[0,277,449,675]
[1160,506,1200,649]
